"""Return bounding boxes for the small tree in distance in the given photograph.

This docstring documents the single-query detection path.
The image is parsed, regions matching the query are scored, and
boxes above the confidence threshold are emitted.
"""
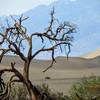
[0,9,76,100]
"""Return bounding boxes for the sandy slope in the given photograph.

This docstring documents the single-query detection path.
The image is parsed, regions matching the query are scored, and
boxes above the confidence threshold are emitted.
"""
[81,48,100,59]
[0,56,100,94]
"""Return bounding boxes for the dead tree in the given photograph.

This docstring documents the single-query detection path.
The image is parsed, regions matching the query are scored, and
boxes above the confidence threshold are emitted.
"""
[0,9,76,100]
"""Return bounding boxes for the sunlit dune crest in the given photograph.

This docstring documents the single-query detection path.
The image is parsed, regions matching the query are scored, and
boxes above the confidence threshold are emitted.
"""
[81,48,100,59]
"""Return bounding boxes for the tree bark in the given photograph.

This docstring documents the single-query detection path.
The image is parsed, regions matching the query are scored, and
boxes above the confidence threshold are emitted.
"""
[23,60,30,80]
[27,80,40,100]
[23,60,40,100]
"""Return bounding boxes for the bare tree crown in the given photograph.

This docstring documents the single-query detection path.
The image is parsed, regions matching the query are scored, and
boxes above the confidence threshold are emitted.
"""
[0,9,76,70]
[0,9,76,100]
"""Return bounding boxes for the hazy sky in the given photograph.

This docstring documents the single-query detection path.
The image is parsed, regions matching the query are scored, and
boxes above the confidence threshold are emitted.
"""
[0,0,57,16]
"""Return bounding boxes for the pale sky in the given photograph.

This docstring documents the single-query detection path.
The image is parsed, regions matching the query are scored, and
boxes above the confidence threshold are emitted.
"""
[0,0,57,16]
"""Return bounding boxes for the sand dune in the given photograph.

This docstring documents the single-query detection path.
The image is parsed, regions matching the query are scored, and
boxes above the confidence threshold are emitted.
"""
[81,48,100,59]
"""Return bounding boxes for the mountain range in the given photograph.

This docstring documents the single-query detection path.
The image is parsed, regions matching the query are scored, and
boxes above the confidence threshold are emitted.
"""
[0,0,100,58]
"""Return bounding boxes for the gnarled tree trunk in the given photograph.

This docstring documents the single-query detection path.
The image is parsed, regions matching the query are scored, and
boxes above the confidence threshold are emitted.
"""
[23,60,40,100]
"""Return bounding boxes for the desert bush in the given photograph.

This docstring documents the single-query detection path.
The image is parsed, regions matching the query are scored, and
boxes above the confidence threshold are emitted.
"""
[37,83,70,100]
[1,76,100,100]
[9,84,29,100]
[69,76,100,100]
[2,83,69,100]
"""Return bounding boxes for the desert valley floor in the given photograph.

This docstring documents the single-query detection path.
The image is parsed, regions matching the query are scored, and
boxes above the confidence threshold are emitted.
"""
[0,56,100,95]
